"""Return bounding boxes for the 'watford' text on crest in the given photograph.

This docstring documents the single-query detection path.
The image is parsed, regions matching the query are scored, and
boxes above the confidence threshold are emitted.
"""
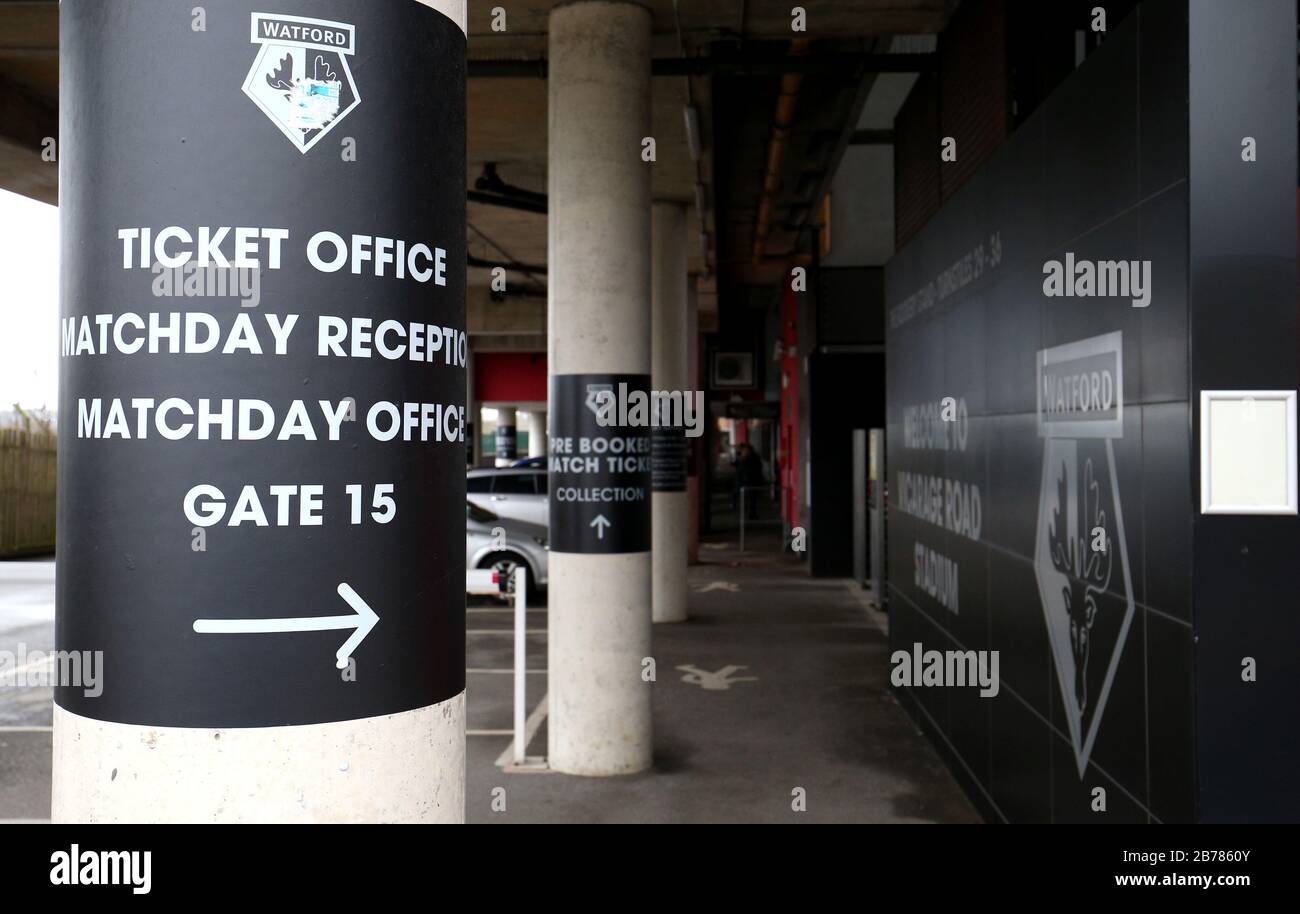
[242,13,360,154]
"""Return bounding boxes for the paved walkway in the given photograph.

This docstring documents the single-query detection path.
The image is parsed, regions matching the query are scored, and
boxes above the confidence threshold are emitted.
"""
[466,535,980,823]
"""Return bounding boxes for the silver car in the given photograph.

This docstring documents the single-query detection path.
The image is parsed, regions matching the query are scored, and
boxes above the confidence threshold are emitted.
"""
[467,468,548,527]
[466,501,548,598]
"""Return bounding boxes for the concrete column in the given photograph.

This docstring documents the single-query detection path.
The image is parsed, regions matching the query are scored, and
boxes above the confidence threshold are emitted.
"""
[547,0,653,775]
[495,406,518,464]
[527,411,548,457]
[651,202,690,623]
[52,0,468,823]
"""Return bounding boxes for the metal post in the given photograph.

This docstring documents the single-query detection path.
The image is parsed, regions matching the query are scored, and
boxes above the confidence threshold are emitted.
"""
[513,566,527,766]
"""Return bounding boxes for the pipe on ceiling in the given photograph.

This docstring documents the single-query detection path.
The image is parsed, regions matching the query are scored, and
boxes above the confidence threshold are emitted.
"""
[467,189,547,215]
[475,163,547,207]
[752,38,812,264]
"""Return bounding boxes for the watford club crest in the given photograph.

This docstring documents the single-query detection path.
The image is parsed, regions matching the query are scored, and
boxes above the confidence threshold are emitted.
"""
[243,13,360,153]
[1033,332,1136,777]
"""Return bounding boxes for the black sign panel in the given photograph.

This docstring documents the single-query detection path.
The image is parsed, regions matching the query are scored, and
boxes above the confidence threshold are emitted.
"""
[56,0,466,728]
[494,425,517,461]
[650,427,687,492]
[548,374,651,553]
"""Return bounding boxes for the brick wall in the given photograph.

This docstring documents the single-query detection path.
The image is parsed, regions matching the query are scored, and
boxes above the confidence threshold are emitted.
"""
[894,71,942,249]
[939,0,1009,199]
[894,0,1010,248]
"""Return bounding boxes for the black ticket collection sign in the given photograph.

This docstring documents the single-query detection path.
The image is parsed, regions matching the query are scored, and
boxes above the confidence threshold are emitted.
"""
[650,426,688,492]
[548,374,652,553]
[56,0,466,728]
[494,424,517,461]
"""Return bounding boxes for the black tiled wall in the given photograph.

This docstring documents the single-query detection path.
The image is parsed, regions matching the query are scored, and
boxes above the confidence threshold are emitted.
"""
[885,0,1194,823]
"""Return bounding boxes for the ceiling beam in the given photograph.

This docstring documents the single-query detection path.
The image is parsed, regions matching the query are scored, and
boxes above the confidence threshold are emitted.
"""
[467,53,936,79]
[0,2,58,51]
[0,75,56,204]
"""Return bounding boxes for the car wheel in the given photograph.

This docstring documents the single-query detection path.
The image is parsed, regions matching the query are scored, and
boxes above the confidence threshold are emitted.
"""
[478,552,533,600]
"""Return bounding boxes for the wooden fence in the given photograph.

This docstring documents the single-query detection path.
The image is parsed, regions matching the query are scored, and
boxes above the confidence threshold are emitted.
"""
[0,428,57,557]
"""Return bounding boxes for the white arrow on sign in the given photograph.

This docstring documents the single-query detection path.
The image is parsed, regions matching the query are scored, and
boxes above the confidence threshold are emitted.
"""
[590,514,612,539]
[192,582,379,670]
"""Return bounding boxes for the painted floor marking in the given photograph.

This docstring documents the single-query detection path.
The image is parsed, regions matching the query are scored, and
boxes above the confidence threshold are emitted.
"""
[693,581,740,593]
[677,664,757,690]
[495,693,548,767]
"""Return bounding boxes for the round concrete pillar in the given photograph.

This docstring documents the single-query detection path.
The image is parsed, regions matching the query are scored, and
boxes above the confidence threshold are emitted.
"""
[53,0,468,823]
[651,202,690,623]
[527,411,548,457]
[547,0,653,776]
[495,406,518,464]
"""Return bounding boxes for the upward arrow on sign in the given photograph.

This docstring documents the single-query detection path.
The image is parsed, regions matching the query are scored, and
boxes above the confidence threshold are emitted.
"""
[193,582,379,670]
[590,515,612,539]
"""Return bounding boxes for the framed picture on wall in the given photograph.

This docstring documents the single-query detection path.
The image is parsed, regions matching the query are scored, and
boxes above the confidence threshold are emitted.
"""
[712,351,755,388]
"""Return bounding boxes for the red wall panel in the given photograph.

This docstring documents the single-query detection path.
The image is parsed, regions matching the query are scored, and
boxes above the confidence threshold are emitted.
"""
[474,351,548,403]
[779,275,801,527]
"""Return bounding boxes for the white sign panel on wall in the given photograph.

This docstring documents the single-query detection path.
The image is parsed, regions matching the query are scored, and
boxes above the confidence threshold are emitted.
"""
[1199,390,1298,515]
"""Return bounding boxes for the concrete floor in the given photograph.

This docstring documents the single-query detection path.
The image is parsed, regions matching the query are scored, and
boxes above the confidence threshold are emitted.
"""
[0,543,980,823]
[466,532,980,824]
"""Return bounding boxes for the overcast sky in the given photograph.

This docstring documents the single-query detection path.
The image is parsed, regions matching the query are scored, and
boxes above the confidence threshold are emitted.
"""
[0,189,59,413]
